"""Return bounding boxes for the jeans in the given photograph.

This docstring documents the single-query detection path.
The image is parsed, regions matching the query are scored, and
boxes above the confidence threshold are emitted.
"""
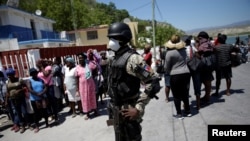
[191,71,201,96]
[10,97,27,126]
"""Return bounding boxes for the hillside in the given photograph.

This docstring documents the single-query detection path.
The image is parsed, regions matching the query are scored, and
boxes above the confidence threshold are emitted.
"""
[185,20,250,37]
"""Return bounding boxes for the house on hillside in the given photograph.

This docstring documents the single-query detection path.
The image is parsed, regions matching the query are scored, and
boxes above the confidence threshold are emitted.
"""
[0,5,70,51]
[67,22,138,47]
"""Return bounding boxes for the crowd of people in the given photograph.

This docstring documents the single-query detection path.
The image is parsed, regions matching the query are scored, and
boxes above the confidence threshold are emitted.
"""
[156,31,248,119]
[0,48,110,133]
[0,24,249,140]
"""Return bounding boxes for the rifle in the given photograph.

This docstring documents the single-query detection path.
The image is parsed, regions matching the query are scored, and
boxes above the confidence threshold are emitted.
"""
[106,78,122,141]
[106,103,122,141]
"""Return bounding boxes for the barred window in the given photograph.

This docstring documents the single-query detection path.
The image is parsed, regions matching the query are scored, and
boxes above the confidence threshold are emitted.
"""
[87,31,98,40]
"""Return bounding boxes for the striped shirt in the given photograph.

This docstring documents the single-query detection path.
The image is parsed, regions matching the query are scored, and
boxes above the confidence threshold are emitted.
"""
[215,44,234,67]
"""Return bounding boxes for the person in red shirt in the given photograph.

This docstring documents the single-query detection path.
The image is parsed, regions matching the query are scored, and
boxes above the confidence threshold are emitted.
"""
[214,33,221,46]
[142,44,153,66]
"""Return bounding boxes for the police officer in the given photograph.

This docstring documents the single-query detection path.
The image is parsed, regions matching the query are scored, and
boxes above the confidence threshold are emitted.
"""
[106,22,161,141]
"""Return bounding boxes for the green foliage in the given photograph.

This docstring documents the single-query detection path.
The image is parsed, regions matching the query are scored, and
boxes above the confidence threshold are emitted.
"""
[0,0,8,5]
[16,0,182,46]
[18,0,130,31]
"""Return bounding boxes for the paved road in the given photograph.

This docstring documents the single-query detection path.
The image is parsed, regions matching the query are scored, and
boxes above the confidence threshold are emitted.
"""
[1,63,250,141]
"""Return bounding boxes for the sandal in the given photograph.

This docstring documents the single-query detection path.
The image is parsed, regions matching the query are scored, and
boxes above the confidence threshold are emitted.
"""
[34,127,39,133]
[28,125,34,131]
[14,126,20,132]
[29,127,34,131]
[10,124,17,131]
[165,99,169,103]
[72,113,77,118]
[20,127,25,134]
[84,115,89,120]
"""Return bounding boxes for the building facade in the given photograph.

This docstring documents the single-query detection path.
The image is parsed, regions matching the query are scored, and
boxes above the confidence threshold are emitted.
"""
[0,5,70,51]
[67,22,138,47]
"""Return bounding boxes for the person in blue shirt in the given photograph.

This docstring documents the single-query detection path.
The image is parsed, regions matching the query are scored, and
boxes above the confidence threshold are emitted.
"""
[26,68,49,133]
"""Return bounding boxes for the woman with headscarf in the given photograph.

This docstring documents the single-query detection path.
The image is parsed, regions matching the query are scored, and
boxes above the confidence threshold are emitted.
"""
[76,53,98,120]
[164,35,192,119]
[63,57,81,118]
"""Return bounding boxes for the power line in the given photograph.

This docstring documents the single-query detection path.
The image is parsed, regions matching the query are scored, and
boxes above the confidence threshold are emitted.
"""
[128,0,163,20]
[155,0,163,20]
[129,1,151,13]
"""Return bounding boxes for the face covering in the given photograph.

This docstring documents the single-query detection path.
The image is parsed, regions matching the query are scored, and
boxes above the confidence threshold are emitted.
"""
[108,38,121,51]
[107,50,115,57]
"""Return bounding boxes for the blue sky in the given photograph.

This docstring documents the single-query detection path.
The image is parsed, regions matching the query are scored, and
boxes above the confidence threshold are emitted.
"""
[96,0,250,31]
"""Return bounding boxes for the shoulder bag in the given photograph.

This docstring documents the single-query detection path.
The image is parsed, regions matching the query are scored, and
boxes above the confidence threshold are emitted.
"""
[187,46,202,72]
[230,52,242,67]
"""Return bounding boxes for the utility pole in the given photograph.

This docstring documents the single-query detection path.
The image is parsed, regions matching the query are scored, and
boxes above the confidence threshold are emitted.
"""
[152,0,156,59]
[70,0,78,45]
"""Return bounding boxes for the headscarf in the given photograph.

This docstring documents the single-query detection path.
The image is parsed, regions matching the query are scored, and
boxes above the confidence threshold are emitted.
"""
[66,57,75,64]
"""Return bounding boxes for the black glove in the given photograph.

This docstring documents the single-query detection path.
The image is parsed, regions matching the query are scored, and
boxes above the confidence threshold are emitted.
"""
[144,76,162,99]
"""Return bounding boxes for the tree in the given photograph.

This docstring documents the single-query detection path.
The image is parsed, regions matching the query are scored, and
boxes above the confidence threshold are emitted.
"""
[0,0,8,5]
[17,0,183,41]
[155,24,183,46]
[18,0,130,31]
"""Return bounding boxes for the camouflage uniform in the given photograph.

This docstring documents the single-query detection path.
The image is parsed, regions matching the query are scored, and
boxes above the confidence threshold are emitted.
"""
[106,22,161,141]
[107,46,160,141]
[125,53,154,119]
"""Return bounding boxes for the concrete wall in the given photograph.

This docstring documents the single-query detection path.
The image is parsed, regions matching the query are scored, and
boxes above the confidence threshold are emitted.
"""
[78,27,109,46]
[75,22,138,46]
[0,38,19,51]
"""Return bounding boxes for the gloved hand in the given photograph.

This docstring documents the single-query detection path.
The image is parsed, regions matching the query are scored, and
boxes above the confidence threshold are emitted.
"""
[145,76,162,99]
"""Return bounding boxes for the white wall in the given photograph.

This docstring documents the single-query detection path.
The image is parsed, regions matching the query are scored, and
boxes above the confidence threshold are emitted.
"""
[0,38,19,51]
[2,9,54,31]
[0,11,11,25]
[8,12,27,27]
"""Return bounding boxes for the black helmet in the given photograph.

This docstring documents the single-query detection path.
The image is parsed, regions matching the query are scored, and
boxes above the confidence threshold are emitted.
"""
[107,22,132,44]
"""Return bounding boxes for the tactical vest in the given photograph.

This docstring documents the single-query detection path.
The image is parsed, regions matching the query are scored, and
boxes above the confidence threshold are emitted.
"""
[109,47,140,106]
